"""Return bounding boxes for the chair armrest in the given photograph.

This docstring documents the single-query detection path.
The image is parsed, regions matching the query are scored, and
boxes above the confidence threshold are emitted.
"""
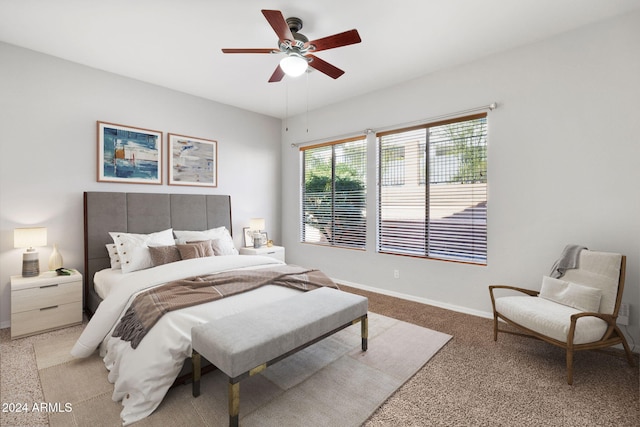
[488,285,538,312]
[489,285,539,297]
[570,312,615,323]
[567,312,617,345]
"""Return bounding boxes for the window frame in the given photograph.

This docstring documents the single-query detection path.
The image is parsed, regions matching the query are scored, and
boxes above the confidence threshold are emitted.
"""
[300,136,367,250]
[376,113,488,265]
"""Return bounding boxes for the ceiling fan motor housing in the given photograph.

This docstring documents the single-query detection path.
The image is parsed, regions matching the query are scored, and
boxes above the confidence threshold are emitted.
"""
[286,17,303,33]
[279,17,309,51]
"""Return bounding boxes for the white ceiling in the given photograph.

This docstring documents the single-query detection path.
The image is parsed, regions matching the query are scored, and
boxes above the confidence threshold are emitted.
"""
[1,1,638,118]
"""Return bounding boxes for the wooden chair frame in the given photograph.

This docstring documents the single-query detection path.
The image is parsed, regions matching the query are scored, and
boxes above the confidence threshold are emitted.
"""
[489,255,635,385]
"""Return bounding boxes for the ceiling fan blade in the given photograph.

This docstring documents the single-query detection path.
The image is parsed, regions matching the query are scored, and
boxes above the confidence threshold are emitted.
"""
[221,48,276,54]
[262,9,294,42]
[307,54,345,79]
[268,65,286,83]
[307,29,361,52]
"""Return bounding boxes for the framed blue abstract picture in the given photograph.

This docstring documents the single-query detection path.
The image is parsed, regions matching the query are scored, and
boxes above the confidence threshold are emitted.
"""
[97,121,163,184]
[168,133,218,187]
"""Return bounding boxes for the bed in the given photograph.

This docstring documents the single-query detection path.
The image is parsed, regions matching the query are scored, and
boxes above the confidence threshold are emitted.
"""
[71,191,338,425]
[82,191,236,316]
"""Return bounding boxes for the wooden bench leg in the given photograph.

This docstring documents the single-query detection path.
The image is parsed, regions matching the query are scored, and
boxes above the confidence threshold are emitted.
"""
[361,314,368,351]
[192,350,201,397]
[228,380,240,427]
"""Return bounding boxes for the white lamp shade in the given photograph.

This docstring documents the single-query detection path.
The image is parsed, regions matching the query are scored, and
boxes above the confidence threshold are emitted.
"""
[14,227,47,249]
[280,55,308,77]
[249,218,265,231]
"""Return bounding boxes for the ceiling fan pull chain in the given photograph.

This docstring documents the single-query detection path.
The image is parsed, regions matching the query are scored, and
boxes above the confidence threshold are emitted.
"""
[285,80,289,132]
[306,71,309,133]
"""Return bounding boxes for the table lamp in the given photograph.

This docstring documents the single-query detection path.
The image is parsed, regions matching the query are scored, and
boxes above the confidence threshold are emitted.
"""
[14,227,47,277]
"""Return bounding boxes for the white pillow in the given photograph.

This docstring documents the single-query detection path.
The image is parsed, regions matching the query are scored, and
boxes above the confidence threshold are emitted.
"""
[174,227,238,255]
[105,243,121,270]
[539,275,602,313]
[109,228,175,273]
[210,238,237,256]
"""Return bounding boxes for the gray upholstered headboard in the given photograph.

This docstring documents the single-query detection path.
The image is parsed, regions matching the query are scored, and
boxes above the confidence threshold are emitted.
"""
[83,191,232,315]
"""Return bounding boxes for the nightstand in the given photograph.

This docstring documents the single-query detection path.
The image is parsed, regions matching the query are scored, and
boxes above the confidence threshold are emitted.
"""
[239,245,285,262]
[10,270,83,339]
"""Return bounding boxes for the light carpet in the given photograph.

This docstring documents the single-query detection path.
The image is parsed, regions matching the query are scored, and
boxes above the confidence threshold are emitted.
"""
[35,313,451,426]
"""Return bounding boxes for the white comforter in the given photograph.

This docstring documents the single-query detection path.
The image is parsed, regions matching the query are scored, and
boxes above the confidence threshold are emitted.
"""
[71,255,303,426]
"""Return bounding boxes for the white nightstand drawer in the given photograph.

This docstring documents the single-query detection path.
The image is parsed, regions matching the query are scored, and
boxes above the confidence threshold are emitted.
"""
[239,245,285,262]
[11,301,82,338]
[257,248,285,262]
[12,280,82,313]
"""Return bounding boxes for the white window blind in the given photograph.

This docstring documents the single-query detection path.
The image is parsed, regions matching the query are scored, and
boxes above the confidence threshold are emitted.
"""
[378,113,487,264]
[301,137,367,249]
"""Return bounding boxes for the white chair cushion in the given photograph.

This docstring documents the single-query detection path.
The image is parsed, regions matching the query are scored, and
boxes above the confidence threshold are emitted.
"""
[539,276,602,312]
[561,251,621,315]
[495,296,608,345]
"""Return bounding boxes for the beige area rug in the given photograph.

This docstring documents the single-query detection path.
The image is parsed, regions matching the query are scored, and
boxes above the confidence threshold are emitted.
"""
[35,313,451,426]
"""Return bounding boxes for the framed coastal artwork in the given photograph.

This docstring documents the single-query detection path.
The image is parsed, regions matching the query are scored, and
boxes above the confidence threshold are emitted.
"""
[168,133,218,187]
[97,121,163,184]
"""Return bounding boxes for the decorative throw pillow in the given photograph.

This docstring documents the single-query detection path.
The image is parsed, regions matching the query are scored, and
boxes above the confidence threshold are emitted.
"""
[148,245,182,267]
[177,240,215,260]
[174,227,238,255]
[211,237,237,256]
[109,229,175,273]
[185,240,215,257]
[539,275,602,312]
[173,227,223,244]
[105,243,121,269]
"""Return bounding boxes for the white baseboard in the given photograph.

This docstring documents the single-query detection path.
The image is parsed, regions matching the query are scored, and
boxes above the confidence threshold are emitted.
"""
[334,278,494,320]
[0,320,10,329]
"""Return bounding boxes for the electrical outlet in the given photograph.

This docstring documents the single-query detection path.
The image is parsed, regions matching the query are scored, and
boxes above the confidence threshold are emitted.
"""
[617,303,629,326]
[393,269,400,279]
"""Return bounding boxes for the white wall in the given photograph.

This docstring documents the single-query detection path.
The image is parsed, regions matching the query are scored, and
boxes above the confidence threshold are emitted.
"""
[281,12,640,344]
[0,42,282,327]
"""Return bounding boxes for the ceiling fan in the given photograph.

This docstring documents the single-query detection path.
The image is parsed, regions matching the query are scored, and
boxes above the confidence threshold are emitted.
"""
[221,9,361,82]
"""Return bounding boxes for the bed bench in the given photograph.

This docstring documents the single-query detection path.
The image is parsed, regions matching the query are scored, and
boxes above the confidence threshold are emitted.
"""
[191,287,368,427]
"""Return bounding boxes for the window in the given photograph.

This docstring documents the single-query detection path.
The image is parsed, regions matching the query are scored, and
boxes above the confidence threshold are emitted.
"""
[377,113,487,264]
[301,137,367,249]
[381,146,405,186]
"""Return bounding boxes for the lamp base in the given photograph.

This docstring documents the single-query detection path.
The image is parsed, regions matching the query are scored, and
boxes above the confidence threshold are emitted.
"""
[22,251,40,277]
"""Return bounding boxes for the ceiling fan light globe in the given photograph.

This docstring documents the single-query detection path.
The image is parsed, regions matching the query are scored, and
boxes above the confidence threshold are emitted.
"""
[280,55,308,77]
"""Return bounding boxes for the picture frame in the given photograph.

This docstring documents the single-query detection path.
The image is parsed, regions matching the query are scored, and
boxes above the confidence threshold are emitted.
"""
[97,121,163,184]
[243,229,269,248]
[168,133,217,187]
[257,232,269,246]
[243,227,254,247]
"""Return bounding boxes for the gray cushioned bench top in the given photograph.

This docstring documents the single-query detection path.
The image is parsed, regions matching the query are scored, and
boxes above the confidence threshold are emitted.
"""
[192,287,368,378]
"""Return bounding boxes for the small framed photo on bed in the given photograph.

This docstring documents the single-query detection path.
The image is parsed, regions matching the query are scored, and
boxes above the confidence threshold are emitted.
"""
[97,121,163,184]
[168,133,218,187]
